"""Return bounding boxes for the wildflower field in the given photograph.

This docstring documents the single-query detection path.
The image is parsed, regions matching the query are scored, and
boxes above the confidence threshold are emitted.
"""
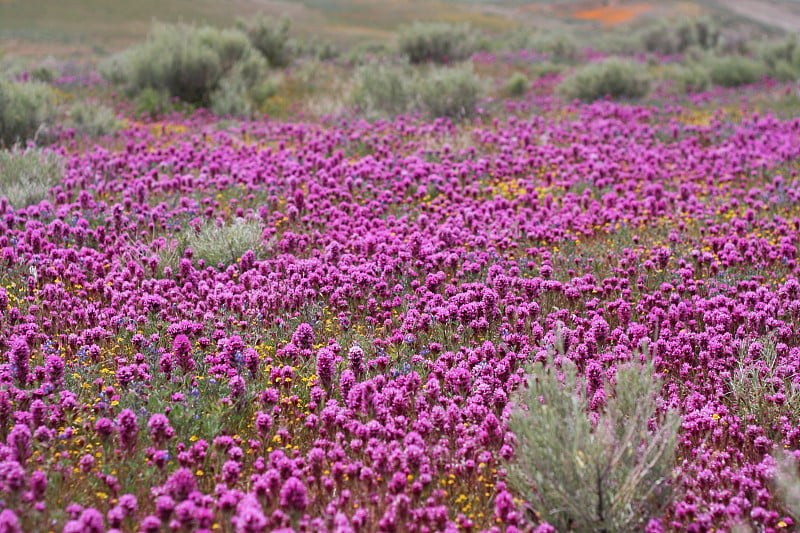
[4,5,800,533]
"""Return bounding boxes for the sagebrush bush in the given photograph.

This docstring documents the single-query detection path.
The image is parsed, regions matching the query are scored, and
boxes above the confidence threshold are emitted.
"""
[351,62,411,118]
[0,55,27,82]
[505,71,529,97]
[704,54,764,88]
[398,22,476,65]
[210,77,254,118]
[503,27,582,60]
[638,17,721,55]
[0,147,64,208]
[593,31,643,56]
[757,36,800,81]
[528,61,565,79]
[416,65,484,119]
[774,453,800,522]
[106,22,266,106]
[660,63,712,94]
[249,79,280,110]
[131,218,266,275]
[0,81,58,146]
[342,41,392,66]
[238,14,292,68]
[727,337,800,440]
[524,29,582,61]
[133,88,171,119]
[31,64,58,83]
[206,52,269,117]
[67,101,123,137]
[351,63,484,120]
[298,40,339,62]
[558,57,652,102]
[187,218,264,268]
[117,230,188,279]
[98,52,130,86]
[507,354,681,532]
[230,52,270,89]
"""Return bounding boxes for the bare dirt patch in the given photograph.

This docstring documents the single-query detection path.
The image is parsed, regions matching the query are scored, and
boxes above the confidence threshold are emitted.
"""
[710,0,800,32]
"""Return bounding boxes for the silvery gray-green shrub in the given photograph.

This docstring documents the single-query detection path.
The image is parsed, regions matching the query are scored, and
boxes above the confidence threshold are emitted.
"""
[0,147,64,208]
[507,354,681,532]
[103,22,267,107]
[0,81,58,146]
[558,57,652,102]
[704,54,765,88]
[415,65,484,119]
[398,22,476,65]
[238,14,292,68]
[67,101,123,137]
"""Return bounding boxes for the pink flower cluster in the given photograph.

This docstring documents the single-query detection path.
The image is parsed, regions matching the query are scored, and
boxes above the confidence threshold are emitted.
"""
[0,93,800,532]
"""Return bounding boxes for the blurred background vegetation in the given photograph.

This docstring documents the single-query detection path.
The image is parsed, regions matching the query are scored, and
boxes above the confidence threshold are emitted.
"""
[1,0,800,146]
[0,0,791,57]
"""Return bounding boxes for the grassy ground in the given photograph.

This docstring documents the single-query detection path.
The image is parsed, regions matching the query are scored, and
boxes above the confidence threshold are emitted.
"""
[0,0,322,55]
[0,0,794,58]
[0,0,519,57]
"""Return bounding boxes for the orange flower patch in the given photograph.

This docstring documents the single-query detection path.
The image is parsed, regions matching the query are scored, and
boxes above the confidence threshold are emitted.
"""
[573,4,653,26]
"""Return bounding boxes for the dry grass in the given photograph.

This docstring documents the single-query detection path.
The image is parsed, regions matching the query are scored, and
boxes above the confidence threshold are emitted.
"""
[0,0,320,55]
[0,0,517,57]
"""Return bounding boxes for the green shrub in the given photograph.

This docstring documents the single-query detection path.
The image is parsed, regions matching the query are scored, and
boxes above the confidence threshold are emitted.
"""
[690,18,722,51]
[317,43,340,62]
[704,55,764,88]
[118,230,187,279]
[505,27,581,61]
[134,218,265,274]
[292,58,325,91]
[774,453,800,522]
[187,218,264,269]
[558,57,652,102]
[67,101,123,137]
[0,81,58,146]
[757,36,800,81]
[249,79,280,109]
[0,147,64,208]
[398,22,476,65]
[352,63,484,120]
[774,61,800,83]
[727,337,800,440]
[0,55,27,82]
[229,49,269,88]
[208,51,269,118]
[416,65,484,119]
[594,31,643,56]
[660,63,712,94]
[507,354,681,532]
[474,34,496,54]
[210,77,254,118]
[525,29,582,61]
[638,17,721,55]
[98,52,131,86]
[528,61,565,79]
[505,71,529,97]
[107,22,265,106]
[299,40,339,62]
[238,14,292,68]
[31,65,58,84]
[351,62,411,118]
[134,88,171,119]
[342,41,392,66]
